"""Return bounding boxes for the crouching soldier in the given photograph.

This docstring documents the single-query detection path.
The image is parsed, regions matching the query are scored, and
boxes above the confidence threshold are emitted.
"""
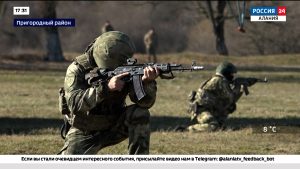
[58,31,159,154]
[184,61,243,132]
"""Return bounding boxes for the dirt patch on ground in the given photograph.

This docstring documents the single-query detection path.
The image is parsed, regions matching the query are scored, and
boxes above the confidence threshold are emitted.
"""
[0,53,74,71]
[0,60,70,71]
[1,53,300,72]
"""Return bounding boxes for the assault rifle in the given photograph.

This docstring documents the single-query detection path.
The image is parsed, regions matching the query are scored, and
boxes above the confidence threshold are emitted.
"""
[233,77,268,95]
[86,58,204,101]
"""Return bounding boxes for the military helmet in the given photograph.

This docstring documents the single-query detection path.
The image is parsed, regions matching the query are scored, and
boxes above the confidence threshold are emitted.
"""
[92,31,136,69]
[216,61,237,76]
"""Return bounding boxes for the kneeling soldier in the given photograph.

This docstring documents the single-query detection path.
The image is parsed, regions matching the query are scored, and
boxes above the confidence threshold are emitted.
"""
[59,31,159,154]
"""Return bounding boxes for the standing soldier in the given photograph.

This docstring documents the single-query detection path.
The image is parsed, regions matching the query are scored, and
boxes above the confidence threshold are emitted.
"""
[101,20,114,34]
[182,61,243,132]
[144,28,158,63]
[58,31,159,155]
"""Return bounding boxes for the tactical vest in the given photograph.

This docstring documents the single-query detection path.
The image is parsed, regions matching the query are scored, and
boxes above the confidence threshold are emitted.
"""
[59,53,126,138]
[58,53,95,114]
[58,53,95,138]
[186,75,222,115]
[186,78,208,120]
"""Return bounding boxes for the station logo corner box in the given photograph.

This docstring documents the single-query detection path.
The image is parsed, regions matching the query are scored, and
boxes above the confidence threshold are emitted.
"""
[250,6,286,22]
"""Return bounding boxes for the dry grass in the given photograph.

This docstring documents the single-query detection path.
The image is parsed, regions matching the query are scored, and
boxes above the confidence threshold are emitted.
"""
[0,53,299,154]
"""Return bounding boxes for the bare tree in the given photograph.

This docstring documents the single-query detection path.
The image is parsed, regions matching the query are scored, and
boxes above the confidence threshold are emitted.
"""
[213,0,228,55]
[244,1,300,55]
[42,1,64,61]
[0,1,6,20]
[199,0,228,56]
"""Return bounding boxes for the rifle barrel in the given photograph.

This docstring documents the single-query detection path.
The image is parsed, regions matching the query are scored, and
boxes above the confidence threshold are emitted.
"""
[171,66,204,71]
[257,77,268,82]
[192,66,204,70]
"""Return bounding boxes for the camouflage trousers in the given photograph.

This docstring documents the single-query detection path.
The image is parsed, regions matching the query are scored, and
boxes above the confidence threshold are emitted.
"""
[58,105,150,155]
[187,111,228,132]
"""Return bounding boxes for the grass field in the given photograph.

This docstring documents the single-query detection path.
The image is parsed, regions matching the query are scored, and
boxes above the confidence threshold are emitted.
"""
[0,53,299,154]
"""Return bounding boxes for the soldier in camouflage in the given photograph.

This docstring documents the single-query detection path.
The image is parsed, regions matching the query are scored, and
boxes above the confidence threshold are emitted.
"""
[101,20,114,34]
[185,61,243,132]
[58,31,159,154]
[144,28,158,63]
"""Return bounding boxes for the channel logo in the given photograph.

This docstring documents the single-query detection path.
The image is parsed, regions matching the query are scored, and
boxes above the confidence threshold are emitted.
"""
[250,6,286,22]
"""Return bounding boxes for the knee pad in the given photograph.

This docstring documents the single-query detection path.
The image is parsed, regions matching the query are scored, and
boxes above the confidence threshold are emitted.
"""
[197,111,214,124]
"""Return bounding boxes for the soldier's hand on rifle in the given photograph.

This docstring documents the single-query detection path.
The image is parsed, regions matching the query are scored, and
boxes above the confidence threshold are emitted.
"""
[108,72,129,92]
[232,83,242,92]
[142,66,159,82]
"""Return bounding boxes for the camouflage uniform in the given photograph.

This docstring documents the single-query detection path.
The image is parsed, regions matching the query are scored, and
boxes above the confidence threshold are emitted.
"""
[101,21,114,34]
[187,62,243,132]
[59,31,157,155]
[144,29,158,63]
